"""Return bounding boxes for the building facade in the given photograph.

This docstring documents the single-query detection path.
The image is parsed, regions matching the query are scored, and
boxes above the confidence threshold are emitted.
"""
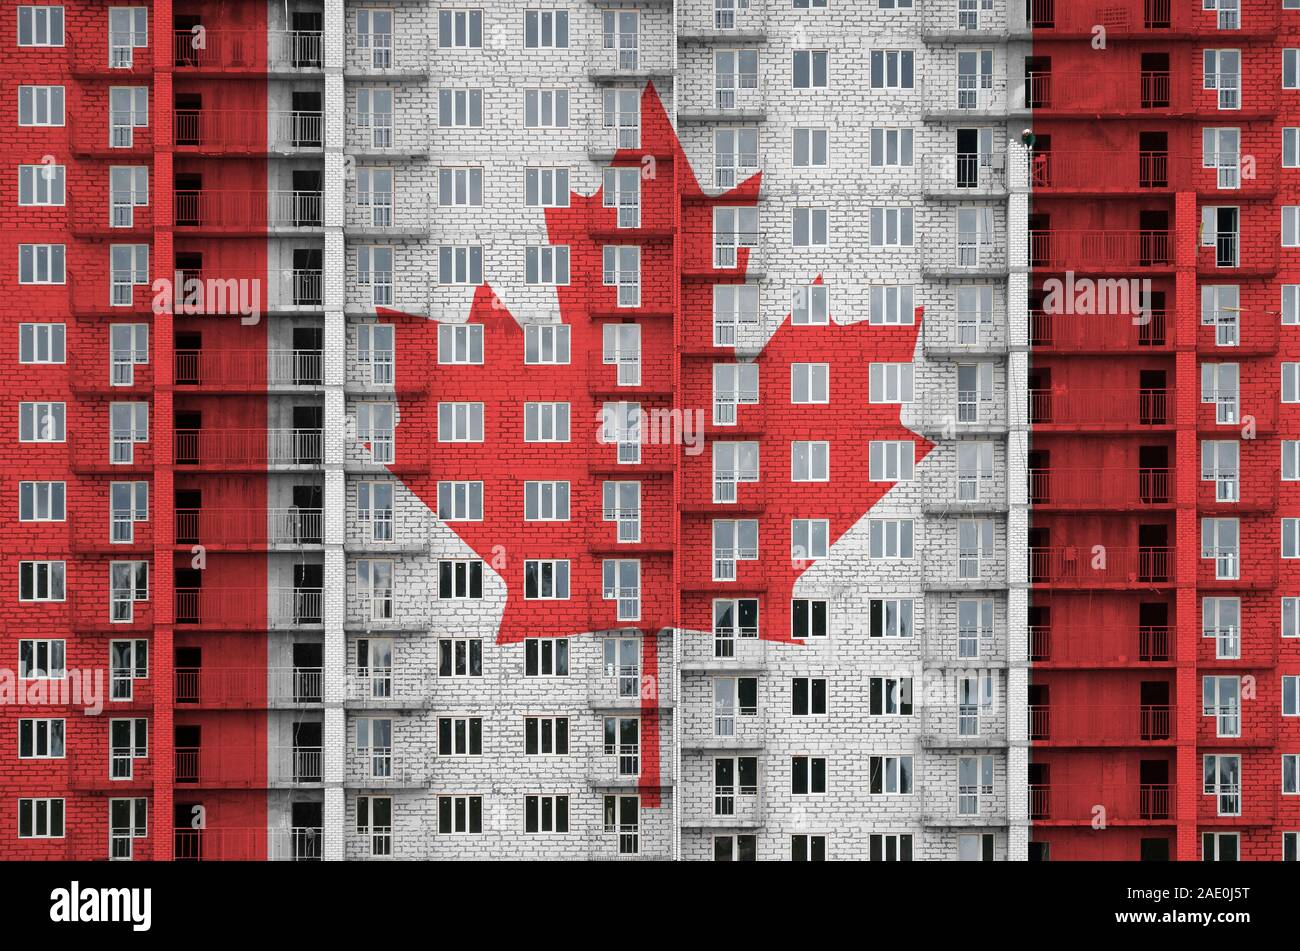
[0,0,1294,862]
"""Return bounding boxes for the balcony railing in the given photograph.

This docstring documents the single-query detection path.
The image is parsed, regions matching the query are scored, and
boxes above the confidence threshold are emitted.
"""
[1031,310,1167,350]
[925,153,1009,194]
[174,190,323,230]
[173,29,323,70]
[175,348,324,388]
[174,826,323,861]
[174,586,324,628]
[922,235,1007,273]
[174,109,323,152]
[1030,150,1174,191]
[1029,783,1173,822]
[1029,388,1168,427]
[1029,705,1174,744]
[1025,70,1182,112]
[174,746,323,786]
[1029,546,1172,586]
[174,507,323,547]
[1028,468,1171,507]
[173,666,324,706]
[174,429,323,467]
[1030,230,1172,270]
[1029,625,1172,663]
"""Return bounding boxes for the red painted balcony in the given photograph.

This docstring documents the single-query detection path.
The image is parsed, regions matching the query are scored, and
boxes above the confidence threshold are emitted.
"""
[172,29,323,72]
[174,745,318,788]
[1029,467,1171,509]
[1029,388,1169,429]
[1031,310,1168,351]
[1029,624,1172,664]
[174,349,323,390]
[174,826,322,861]
[173,666,321,708]
[174,586,322,629]
[1029,230,1172,271]
[174,507,323,548]
[1029,704,1175,745]
[1029,783,1174,823]
[174,189,323,231]
[173,428,323,468]
[173,109,323,153]
[1029,546,1172,587]
[1030,150,1175,193]
[1025,70,1182,113]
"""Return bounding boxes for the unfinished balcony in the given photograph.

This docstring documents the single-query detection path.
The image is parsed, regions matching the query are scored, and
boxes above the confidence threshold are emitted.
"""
[173,586,324,630]
[921,0,1030,39]
[923,152,1009,199]
[1029,150,1175,194]
[1029,623,1173,666]
[173,826,323,862]
[1026,0,1209,35]
[173,428,324,470]
[1030,310,1169,353]
[1029,783,1174,825]
[173,745,323,788]
[173,189,324,234]
[1023,69,1185,115]
[1029,387,1170,431]
[173,109,324,155]
[1029,230,1172,272]
[1029,704,1175,746]
[1029,546,1172,588]
[174,349,324,393]
[172,666,324,709]
[172,29,323,74]
[173,507,324,550]
[1028,467,1172,511]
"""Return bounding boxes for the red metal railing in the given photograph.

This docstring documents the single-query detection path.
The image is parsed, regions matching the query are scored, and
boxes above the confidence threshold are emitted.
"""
[174,189,323,229]
[1028,625,1171,663]
[172,29,322,71]
[1031,310,1167,350]
[1029,783,1173,821]
[1029,546,1172,585]
[1028,467,1170,507]
[1029,704,1174,743]
[173,429,323,467]
[174,508,323,547]
[1029,230,1171,269]
[1029,388,1169,427]
[174,349,323,388]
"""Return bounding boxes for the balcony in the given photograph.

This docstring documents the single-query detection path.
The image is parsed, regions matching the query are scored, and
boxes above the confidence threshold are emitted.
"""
[920,312,1008,356]
[1030,310,1168,352]
[922,76,1011,120]
[1029,0,1276,35]
[921,707,1008,748]
[1029,388,1169,429]
[173,429,323,469]
[586,45,673,80]
[175,348,324,391]
[174,826,323,861]
[679,783,763,829]
[924,153,1010,198]
[174,190,323,232]
[1030,150,1176,193]
[344,594,430,633]
[173,666,323,708]
[1029,704,1174,744]
[921,236,1008,277]
[680,708,767,750]
[678,0,768,39]
[586,664,673,710]
[679,632,768,671]
[344,196,430,237]
[344,35,429,77]
[174,586,324,629]
[681,231,766,279]
[1030,230,1172,271]
[174,507,323,549]
[344,669,432,709]
[173,109,323,154]
[1028,468,1171,510]
[1024,70,1185,115]
[174,745,323,787]
[172,29,323,73]
[920,786,1008,827]
[1029,546,1172,587]
[921,468,1007,514]
[678,79,768,123]
[345,749,428,788]
[1029,624,1173,665]
[587,746,647,787]
[1029,783,1174,824]
[922,2,1030,38]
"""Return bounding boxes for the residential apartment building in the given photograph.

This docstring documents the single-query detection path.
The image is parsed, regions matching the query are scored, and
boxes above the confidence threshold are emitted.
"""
[0,0,1293,863]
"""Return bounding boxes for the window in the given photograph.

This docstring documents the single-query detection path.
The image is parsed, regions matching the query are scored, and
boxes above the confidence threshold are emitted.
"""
[356,246,394,305]
[715,834,757,861]
[18,244,65,284]
[1201,284,1240,347]
[869,206,914,247]
[602,324,640,386]
[19,401,64,442]
[1205,0,1240,29]
[437,481,482,522]
[438,402,484,442]
[714,284,760,345]
[355,718,393,779]
[356,795,392,856]
[18,323,65,364]
[19,639,65,679]
[18,163,64,206]
[1201,362,1239,423]
[18,719,64,759]
[1286,518,1300,559]
[870,50,914,89]
[17,6,63,46]
[791,441,829,482]
[525,795,569,834]
[111,484,150,543]
[18,799,64,838]
[603,166,640,229]
[956,285,995,344]
[957,363,995,423]
[1287,832,1299,862]
[602,401,641,463]
[1204,754,1242,816]
[869,598,913,639]
[438,716,482,756]
[109,244,148,306]
[713,363,759,425]
[525,167,569,208]
[792,678,827,716]
[603,88,640,149]
[1285,676,1300,717]
[106,800,145,859]
[1203,50,1241,109]
[791,519,828,560]
[524,717,568,755]
[524,559,570,599]
[869,440,914,481]
[525,481,570,521]
[869,676,914,716]
[1201,516,1240,579]
[713,598,759,653]
[791,755,827,795]
[790,363,828,404]
[437,166,481,208]
[108,324,148,386]
[869,363,914,403]
[958,598,994,658]
[19,561,65,601]
[356,89,395,148]
[109,718,147,779]
[107,7,147,67]
[1288,286,1300,326]
[357,482,394,542]
[18,85,64,126]
[525,245,570,285]
[792,207,828,247]
[602,246,640,307]
[868,285,915,327]
[791,283,829,327]
[712,518,758,581]
[791,834,827,861]
[439,636,483,676]
[957,442,995,501]
[524,402,570,442]
[714,441,759,502]
[524,89,568,128]
[958,756,995,815]
[788,128,831,174]
[108,87,148,147]
[109,560,148,622]
[1284,597,1300,638]
[869,755,913,795]
[437,323,483,365]
[1288,207,1300,249]
[715,127,759,188]
[354,402,395,464]
[1286,129,1300,170]
[1287,49,1300,89]
[438,244,483,285]
[1203,128,1241,190]
[792,598,828,639]
[1201,680,1242,737]
[19,482,64,522]
[714,49,758,110]
[603,716,640,774]
[869,518,914,559]
[603,794,640,854]
[1284,756,1299,795]
[437,796,482,835]
[603,559,640,620]
[605,638,643,700]
[438,88,483,127]
[525,637,568,676]
[356,168,396,227]
[958,518,995,579]
[438,561,484,600]
[792,50,828,89]
[956,49,994,109]
[109,639,147,701]
[958,671,995,735]
[713,206,759,268]
[355,11,393,69]
[870,128,913,168]
[602,481,640,542]
[1202,832,1239,861]
[958,834,995,862]
[524,10,568,48]
[438,9,482,47]
[713,755,758,816]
